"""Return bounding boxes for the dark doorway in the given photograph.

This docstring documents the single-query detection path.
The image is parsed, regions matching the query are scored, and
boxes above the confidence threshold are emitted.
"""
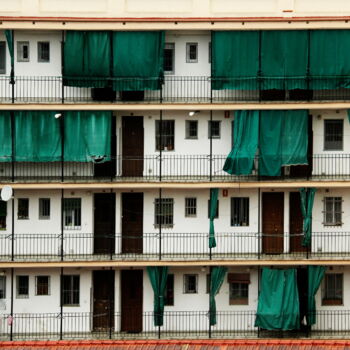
[290,192,307,253]
[94,193,116,255]
[121,270,143,333]
[122,117,144,177]
[297,267,309,331]
[93,270,115,331]
[122,193,143,254]
[262,192,284,254]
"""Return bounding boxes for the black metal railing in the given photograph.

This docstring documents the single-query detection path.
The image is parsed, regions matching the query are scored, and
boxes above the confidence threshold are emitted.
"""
[0,310,349,340]
[0,154,349,182]
[1,231,350,261]
[2,76,350,104]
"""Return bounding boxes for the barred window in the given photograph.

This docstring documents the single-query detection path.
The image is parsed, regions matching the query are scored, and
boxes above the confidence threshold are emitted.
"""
[322,273,343,305]
[231,197,249,226]
[208,121,221,139]
[228,273,250,305]
[185,197,197,217]
[185,120,198,139]
[38,42,50,62]
[183,274,198,294]
[164,43,175,73]
[0,276,6,299]
[155,198,174,227]
[324,119,343,151]
[16,275,29,298]
[323,197,342,226]
[62,275,80,306]
[63,198,81,230]
[18,198,29,220]
[35,276,50,296]
[39,198,50,220]
[186,43,198,63]
[156,120,175,151]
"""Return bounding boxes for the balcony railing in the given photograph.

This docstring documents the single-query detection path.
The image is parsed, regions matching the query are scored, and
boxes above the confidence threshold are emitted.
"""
[0,310,348,340]
[1,232,349,261]
[2,76,350,104]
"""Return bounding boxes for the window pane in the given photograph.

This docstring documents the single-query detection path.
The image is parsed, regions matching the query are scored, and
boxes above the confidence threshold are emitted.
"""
[17,276,29,298]
[156,120,175,151]
[164,43,174,73]
[36,276,49,295]
[18,199,29,219]
[324,120,343,150]
[0,276,6,299]
[231,197,249,226]
[63,198,81,229]
[38,42,50,62]
[39,198,50,219]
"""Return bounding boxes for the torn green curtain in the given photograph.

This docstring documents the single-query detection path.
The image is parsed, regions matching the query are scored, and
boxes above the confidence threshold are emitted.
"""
[209,267,227,326]
[300,188,317,247]
[209,188,219,248]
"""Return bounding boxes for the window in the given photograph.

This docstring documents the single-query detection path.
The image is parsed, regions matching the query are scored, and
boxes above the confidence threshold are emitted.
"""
[185,197,197,217]
[324,119,343,151]
[208,121,221,139]
[0,42,6,74]
[155,198,174,228]
[63,198,81,229]
[208,42,211,63]
[228,273,250,305]
[185,120,198,139]
[165,274,174,306]
[183,274,198,294]
[156,120,175,151]
[0,276,6,299]
[39,198,50,220]
[323,197,342,226]
[207,200,219,218]
[62,275,80,306]
[17,41,30,62]
[164,43,175,74]
[186,43,198,63]
[0,201,7,229]
[38,42,50,62]
[17,198,29,220]
[35,276,50,296]
[322,273,343,305]
[16,275,29,298]
[231,198,249,226]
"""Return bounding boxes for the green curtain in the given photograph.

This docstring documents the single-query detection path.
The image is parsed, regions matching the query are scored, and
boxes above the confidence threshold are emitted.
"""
[223,110,259,175]
[300,188,317,247]
[307,266,326,326]
[64,111,111,162]
[209,266,227,326]
[147,266,168,327]
[211,31,259,90]
[310,30,350,89]
[261,31,308,90]
[15,111,61,162]
[112,31,165,91]
[0,111,12,162]
[347,110,350,123]
[209,188,219,248]
[255,268,300,331]
[64,31,111,87]
[4,30,14,71]
[259,110,308,176]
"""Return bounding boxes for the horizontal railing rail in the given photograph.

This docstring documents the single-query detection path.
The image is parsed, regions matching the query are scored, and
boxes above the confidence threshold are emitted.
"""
[1,231,349,261]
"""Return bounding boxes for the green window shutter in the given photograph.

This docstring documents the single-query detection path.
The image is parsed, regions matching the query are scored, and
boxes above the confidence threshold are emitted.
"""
[300,187,317,247]
[209,188,219,248]
[0,111,12,162]
[209,266,227,326]
[112,31,165,91]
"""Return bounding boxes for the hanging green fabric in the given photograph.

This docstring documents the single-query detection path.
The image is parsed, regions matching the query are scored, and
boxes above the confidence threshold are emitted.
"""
[300,188,317,247]
[64,31,111,87]
[347,110,350,123]
[211,31,259,90]
[64,111,111,162]
[0,111,12,162]
[112,31,165,91]
[255,268,300,331]
[307,266,325,326]
[261,31,308,90]
[223,110,259,175]
[209,188,219,248]
[4,30,14,69]
[147,266,168,327]
[259,110,308,176]
[15,111,61,162]
[310,30,350,89]
[209,266,227,326]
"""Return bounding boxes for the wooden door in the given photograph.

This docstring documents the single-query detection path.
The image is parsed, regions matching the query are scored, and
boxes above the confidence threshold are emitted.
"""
[122,193,143,254]
[94,193,116,255]
[122,117,144,177]
[93,270,115,331]
[262,192,284,254]
[289,192,307,253]
[121,270,143,333]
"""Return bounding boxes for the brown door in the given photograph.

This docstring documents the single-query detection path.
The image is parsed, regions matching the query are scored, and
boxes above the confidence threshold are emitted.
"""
[94,193,116,255]
[93,270,115,331]
[290,192,307,252]
[121,270,143,333]
[122,193,143,254]
[122,117,144,177]
[262,192,284,254]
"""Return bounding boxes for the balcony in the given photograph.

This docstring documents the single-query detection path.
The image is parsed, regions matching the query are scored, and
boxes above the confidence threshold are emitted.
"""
[1,76,350,104]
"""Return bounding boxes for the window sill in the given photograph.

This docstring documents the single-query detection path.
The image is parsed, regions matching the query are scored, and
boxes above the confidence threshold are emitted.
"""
[230,298,249,305]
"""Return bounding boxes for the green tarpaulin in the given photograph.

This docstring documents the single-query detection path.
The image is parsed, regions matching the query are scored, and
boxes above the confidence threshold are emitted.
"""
[147,266,168,327]
[259,110,308,176]
[0,111,12,162]
[209,188,219,248]
[15,111,61,162]
[209,266,227,326]
[211,31,259,90]
[223,110,259,175]
[112,31,165,91]
[307,266,325,326]
[255,268,300,331]
[300,188,317,247]
[64,111,111,162]
[64,31,111,87]
[4,30,14,71]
